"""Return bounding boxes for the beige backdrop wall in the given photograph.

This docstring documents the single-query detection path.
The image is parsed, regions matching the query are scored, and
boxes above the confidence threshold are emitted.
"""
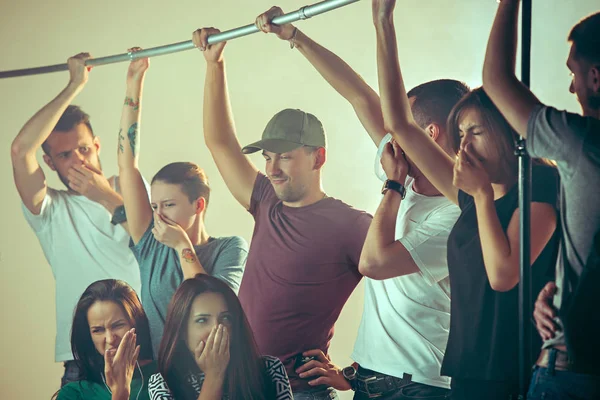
[0,0,597,398]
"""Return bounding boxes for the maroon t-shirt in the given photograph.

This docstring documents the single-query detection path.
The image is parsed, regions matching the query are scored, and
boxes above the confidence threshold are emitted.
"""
[238,173,372,391]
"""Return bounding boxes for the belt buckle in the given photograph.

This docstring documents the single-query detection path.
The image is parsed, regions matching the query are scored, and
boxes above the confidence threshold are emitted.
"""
[363,376,384,398]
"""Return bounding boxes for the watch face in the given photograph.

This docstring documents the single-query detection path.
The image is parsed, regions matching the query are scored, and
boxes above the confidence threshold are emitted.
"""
[342,365,356,380]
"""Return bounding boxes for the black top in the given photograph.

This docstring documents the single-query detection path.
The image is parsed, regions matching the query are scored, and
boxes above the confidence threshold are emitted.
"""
[441,164,559,382]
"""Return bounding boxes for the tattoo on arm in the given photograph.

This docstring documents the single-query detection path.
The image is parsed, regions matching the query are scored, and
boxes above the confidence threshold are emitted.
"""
[124,96,140,111]
[128,123,138,156]
[182,248,197,263]
[118,128,125,153]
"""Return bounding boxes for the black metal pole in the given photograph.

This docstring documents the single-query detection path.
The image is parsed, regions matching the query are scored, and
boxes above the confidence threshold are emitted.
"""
[517,0,533,398]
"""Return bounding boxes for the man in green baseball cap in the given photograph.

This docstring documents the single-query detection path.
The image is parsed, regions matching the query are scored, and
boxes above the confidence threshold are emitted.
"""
[195,27,372,398]
[241,108,327,155]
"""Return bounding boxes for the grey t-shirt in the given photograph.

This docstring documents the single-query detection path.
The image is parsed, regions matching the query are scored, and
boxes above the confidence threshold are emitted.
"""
[527,105,600,348]
[130,221,248,356]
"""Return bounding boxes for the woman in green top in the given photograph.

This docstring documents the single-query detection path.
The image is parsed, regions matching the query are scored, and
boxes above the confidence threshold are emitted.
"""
[55,279,156,400]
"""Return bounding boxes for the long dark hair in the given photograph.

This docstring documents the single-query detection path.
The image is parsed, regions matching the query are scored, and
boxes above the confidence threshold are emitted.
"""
[447,87,554,183]
[70,279,153,384]
[158,275,274,399]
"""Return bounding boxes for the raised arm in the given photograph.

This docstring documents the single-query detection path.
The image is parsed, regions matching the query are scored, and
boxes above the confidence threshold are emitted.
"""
[194,28,259,211]
[359,141,419,279]
[117,48,151,244]
[482,0,541,136]
[373,0,458,204]
[11,53,89,214]
[256,6,386,145]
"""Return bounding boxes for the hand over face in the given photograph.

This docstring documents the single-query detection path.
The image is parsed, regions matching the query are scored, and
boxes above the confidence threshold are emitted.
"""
[194,324,230,379]
[67,162,113,203]
[151,212,190,249]
[104,328,140,394]
[381,140,409,183]
[452,143,493,198]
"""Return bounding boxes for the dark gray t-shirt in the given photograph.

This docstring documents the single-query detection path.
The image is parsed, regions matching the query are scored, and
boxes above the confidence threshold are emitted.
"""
[130,221,248,356]
[527,105,600,348]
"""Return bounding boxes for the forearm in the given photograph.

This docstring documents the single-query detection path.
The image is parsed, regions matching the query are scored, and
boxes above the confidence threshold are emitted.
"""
[197,375,225,400]
[482,0,520,88]
[203,61,239,150]
[474,192,517,291]
[374,17,415,133]
[360,191,415,279]
[176,241,208,279]
[97,188,124,215]
[111,389,130,400]
[12,82,84,156]
[117,79,144,170]
[117,77,152,241]
[373,16,457,202]
[294,30,385,144]
[482,0,539,136]
[362,192,402,262]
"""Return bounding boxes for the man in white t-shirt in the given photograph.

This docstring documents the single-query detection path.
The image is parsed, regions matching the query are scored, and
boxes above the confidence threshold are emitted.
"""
[10,53,142,387]
[254,8,468,398]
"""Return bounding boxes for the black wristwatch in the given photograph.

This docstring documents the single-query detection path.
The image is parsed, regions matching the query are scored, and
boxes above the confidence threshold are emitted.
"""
[111,205,127,225]
[381,179,406,199]
[342,365,358,391]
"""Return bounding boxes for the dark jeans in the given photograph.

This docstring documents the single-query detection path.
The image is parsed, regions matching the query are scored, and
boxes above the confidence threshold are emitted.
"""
[293,387,339,399]
[450,378,519,400]
[527,365,600,400]
[354,382,450,400]
[61,360,81,387]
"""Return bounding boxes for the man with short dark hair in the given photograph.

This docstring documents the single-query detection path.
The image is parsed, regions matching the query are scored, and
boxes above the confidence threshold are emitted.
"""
[252,7,469,399]
[10,53,142,387]
[483,2,600,398]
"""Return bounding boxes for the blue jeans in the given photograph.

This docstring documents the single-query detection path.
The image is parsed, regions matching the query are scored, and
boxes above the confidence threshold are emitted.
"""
[293,387,339,399]
[61,360,81,387]
[527,365,600,400]
[354,382,450,400]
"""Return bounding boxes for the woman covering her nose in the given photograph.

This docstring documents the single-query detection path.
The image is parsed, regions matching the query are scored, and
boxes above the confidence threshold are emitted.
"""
[116,48,248,358]
[54,279,156,400]
[372,1,560,398]
[148,274,293,400]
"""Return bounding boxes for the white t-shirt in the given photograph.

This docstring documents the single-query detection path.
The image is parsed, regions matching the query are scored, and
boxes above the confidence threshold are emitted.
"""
[22,177,142,362]
[352,134,460,389]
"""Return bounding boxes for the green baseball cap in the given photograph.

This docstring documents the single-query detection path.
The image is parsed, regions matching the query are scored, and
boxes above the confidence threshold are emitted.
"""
[242,109,326,154]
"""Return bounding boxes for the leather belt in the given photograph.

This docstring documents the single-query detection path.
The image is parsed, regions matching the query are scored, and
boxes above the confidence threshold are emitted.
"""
[356,366,412,398]
[536,348,575,372]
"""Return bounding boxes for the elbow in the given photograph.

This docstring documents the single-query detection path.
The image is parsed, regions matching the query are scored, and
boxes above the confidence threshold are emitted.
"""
[488,272,519,292]
[117,159,137,173]
[358,256,386,280]
[10,137,30,160]
[203,134,215,150]
[204,134,224,153]
[383,120,413,138]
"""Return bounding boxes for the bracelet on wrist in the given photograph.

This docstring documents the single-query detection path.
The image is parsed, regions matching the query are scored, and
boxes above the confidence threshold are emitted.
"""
[288,27,299,49]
